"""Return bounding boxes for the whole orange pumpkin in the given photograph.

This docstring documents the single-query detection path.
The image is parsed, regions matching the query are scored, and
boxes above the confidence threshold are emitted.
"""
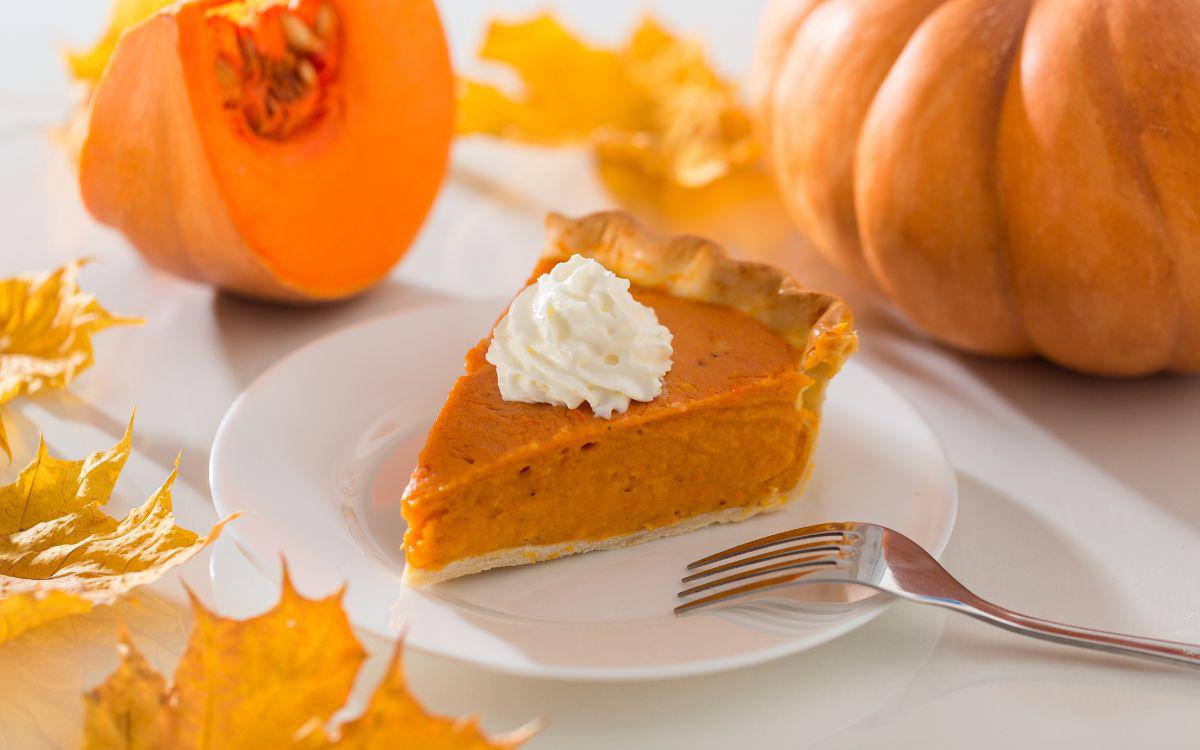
[750,0,1200,375]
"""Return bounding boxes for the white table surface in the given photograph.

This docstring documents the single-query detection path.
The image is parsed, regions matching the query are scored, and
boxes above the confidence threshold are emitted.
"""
[3,1,1199,747]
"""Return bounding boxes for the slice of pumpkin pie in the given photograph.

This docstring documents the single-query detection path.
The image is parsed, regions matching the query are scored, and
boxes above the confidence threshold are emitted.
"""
[401,211,855,585]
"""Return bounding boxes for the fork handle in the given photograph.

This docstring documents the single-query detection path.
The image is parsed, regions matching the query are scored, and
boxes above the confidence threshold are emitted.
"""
[958,600,1200,668]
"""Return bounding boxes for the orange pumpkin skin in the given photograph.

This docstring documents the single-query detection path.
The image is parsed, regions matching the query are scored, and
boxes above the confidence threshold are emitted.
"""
[751,0,1200,374]
[79,0,453,302]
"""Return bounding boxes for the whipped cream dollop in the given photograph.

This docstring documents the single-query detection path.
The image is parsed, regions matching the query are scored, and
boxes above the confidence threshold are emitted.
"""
[486,254,674,418]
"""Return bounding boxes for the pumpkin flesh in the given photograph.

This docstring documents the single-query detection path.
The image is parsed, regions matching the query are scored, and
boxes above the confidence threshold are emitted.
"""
[79,0,453,301]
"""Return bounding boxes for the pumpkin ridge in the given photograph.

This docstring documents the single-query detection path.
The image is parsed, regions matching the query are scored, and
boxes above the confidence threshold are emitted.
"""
[854,0,1033,354]
[775,0,950,285]
[1076,0,1178,372]
[1089,2,1186,372]
[848,0,950,285]
[999,0,1178,373]
[985,0,1037,356]
[750,0,828,166]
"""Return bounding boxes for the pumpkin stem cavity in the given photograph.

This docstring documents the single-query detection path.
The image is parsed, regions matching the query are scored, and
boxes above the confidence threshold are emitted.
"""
[208,0,341,141]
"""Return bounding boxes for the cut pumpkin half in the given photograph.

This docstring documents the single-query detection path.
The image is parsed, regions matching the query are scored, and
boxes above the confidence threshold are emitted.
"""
[78,0,454,301]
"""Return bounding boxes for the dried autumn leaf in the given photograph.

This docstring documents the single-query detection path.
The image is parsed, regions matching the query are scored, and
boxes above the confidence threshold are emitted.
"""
[304,646,540,750]
[0,418,231,646]
[83,627,169,750]
[0,260,141,459]
[458,14,758,188]
[65,0,174,83]
[0,588,92,644]
[167,572,366,749]
[84,572,536,750]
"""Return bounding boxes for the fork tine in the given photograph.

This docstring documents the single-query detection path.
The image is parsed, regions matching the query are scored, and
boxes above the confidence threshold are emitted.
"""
[674,568,844,614]
[687,521,861,570]
[681,541,852,583]
[678,552,850,598]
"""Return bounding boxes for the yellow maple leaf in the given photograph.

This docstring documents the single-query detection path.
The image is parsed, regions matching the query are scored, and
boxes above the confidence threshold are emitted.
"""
[0,260,141,459]
[168,574,367,749]
[0,588,93,644]
[306,646,540,750]
[0,418,232,646]
[65,0,175,83]
[458,14,759,189]
[83,627,169,750]
[83,572,537,750]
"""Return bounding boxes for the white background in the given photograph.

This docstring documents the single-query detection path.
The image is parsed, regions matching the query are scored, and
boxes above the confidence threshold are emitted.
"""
[1,1,1199,747]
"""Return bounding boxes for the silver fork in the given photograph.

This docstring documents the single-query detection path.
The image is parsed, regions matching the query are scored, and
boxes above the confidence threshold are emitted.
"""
[677,521,1200,668]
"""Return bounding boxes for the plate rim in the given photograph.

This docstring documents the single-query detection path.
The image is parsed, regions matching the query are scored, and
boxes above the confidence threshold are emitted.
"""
[210,301,958,681]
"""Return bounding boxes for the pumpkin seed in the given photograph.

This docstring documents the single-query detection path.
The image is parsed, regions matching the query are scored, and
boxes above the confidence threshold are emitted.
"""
[281,13,322,55]
[314,3,337,40]
[297,59,317,87]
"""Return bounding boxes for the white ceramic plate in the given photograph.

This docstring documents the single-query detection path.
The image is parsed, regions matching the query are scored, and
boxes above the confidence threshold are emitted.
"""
[210,300,957,681]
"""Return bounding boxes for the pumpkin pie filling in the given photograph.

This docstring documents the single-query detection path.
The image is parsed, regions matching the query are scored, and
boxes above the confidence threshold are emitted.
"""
[404,283,810,572]
[401,211,855,584]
